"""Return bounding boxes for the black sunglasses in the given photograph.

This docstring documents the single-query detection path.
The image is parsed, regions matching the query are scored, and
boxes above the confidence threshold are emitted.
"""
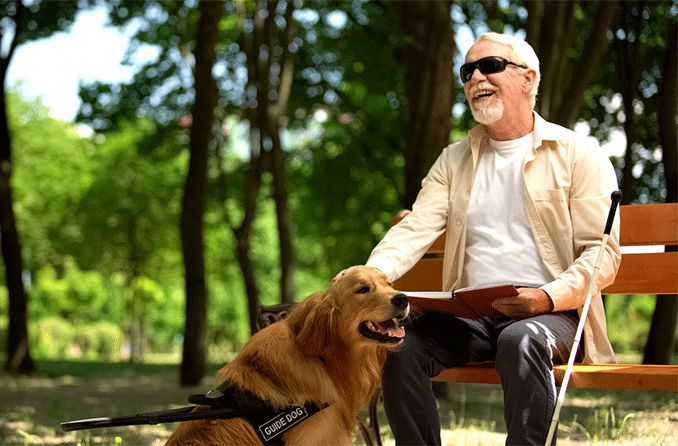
[460,56,527,83]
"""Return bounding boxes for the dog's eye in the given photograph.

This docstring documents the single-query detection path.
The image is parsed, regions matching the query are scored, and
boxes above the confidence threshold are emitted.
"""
[356,286,370,294]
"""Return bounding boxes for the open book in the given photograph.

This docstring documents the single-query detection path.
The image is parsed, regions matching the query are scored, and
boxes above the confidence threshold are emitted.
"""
[403,284,519,319]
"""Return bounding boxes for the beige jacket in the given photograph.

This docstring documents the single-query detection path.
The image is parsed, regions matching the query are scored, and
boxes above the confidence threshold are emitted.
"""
[367,113,621,364]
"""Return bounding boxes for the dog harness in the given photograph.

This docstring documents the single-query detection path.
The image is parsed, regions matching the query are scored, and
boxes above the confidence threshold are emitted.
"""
[190,381,329,445]
[60,381,329,445]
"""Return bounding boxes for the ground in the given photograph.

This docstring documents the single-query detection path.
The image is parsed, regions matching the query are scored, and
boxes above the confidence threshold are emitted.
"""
[1,360,676,445]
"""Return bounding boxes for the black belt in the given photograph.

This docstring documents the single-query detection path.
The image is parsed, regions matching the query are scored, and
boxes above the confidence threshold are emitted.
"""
[60,382,329,446]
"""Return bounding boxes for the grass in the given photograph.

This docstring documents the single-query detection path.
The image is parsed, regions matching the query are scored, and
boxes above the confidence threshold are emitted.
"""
[431,384,677,446]
[1,359,676,445]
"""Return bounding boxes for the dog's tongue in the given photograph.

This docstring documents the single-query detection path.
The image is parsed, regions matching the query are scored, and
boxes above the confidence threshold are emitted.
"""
[389,326,405,338]
[377,321,405,339]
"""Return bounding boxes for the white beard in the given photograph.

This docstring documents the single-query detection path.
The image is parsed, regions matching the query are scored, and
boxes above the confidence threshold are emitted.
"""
[471,99,504,125]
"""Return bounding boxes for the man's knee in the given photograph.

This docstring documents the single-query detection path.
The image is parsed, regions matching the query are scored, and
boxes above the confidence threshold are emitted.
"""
[384,332,427,375]
[383,329,445,384]
[495,320,554,371]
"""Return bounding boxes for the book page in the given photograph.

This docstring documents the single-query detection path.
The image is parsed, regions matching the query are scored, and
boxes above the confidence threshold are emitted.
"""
[402,291,451,299]
[453,283,516,294]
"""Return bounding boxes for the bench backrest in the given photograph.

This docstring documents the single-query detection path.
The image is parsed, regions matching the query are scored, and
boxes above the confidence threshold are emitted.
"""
[393,203,678,295]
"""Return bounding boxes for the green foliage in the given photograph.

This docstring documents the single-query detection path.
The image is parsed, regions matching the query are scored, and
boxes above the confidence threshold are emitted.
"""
[29,317,74,359]
[28,317,125,361]
[30,260,123,323]
[73,119,186,278]
[77,0,244,131]
[9,90,94,270]
[0,313,6,360]
[0,1,80,48]
[582,1,675,203]
[604,294,676,355]
[284,1,410,274]
[132,276,165,305]
[73,321,125,361]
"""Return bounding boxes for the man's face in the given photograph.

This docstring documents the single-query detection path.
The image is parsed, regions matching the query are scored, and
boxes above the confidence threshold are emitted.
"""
[463,40,526,125]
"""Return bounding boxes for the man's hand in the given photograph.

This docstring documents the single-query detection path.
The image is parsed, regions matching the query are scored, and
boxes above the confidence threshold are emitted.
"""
[332,265,362,283]
[491,287,554,320]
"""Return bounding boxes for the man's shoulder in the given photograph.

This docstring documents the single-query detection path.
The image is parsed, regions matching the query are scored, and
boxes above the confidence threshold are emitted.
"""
[535,115,599,151]
[535,114,578,141]
[438,138,471,161]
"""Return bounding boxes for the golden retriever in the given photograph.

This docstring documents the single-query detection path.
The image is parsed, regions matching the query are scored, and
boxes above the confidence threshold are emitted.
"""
[165,266,409,445]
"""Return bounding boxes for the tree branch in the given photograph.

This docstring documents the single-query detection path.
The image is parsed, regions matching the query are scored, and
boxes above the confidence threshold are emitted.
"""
[554,0,620,126]
[0,1,25,81]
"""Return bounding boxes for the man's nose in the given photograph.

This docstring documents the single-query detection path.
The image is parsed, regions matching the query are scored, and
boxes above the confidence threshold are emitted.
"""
[470,67,487,82]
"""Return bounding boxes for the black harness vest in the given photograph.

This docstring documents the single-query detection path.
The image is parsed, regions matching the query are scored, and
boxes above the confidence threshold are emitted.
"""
[60,381,328,445]
[189,382,328,445]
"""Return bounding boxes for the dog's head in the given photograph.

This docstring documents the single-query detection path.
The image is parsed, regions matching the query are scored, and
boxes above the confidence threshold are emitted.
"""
[289,266,409,357]
[329,266,410,345]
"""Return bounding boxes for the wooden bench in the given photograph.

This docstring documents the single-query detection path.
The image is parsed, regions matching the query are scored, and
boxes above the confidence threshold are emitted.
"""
[390,202,678,393]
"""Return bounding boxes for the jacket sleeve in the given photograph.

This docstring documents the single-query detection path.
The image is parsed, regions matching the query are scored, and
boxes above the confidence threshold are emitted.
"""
[366,145,454,281]
[541,137,622,311]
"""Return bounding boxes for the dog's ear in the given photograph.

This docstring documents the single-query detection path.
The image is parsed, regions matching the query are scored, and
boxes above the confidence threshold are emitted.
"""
[288,292,333,358]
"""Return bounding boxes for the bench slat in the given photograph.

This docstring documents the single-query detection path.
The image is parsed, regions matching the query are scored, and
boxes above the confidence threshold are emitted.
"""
[394,258,443,291]
[432,363,678,392]
[391,203,678,254]
[395,244,678,295]
[619,203,678,246]
[603,252,678,294]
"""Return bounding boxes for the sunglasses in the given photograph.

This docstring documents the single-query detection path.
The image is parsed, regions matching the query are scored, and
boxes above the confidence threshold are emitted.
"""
[460,56,527,83]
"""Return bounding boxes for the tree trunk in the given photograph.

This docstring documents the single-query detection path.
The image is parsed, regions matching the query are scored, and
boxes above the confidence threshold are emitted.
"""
[533,0,573,120]
[126,217,144,363]
[394,0,455,208]
[180,0,222,386]
[218,0,272,336]
[657,21,678,205]
[616,3,643,205]
[643,20,677,365]
[265,1,297,305]
[216,124,263,336]
[0,91,34,374]
[524,0,545,52]
[235,127,266,335]
[240,0,298,308]
[269,126,296,304]
[551,0,619,127]
[530,0,618,127]
[0,1,34,375]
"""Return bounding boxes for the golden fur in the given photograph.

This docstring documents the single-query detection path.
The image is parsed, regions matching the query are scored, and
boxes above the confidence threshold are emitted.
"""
[165,266,409,445]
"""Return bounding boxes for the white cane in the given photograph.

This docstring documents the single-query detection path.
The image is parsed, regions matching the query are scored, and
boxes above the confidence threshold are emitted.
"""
[544,190,622,446]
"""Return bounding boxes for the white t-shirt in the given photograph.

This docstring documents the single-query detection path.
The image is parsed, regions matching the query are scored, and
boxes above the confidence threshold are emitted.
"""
[461,133,553,289]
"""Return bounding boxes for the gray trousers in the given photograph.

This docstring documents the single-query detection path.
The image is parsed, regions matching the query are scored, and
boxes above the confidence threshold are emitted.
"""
[382,311,581,446]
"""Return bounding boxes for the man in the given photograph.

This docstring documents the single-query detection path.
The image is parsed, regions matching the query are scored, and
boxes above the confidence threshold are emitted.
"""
[334,32,621,445]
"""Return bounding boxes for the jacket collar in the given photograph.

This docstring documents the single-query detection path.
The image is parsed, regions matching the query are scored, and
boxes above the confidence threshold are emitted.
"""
[467,111,567,167]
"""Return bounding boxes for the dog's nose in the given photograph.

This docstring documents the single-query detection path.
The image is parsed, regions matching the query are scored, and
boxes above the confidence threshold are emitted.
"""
[391,293,408,309]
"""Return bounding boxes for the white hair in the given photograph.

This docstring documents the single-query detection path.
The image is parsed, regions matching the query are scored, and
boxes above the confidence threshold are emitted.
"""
[476,32,541,108]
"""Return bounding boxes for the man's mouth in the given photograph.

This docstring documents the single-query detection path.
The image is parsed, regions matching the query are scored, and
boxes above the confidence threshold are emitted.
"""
[473,89,495,100]
[359,317,406,344]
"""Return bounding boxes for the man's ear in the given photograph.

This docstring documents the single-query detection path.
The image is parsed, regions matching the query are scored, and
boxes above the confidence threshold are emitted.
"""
[522,69,537,93]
